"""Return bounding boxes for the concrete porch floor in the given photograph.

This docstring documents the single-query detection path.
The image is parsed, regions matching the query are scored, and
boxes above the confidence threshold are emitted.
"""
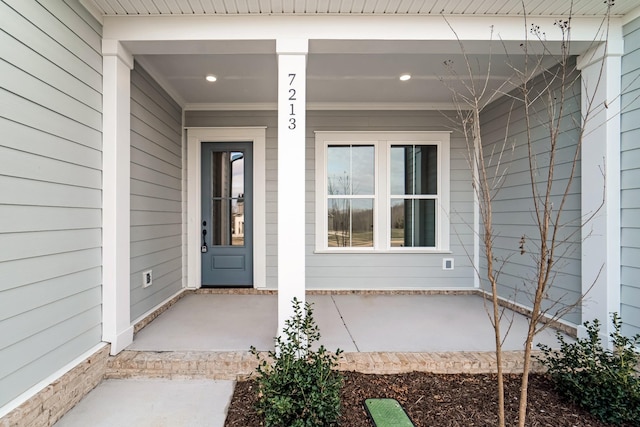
[54,292,570,427]
[127,292,565,353]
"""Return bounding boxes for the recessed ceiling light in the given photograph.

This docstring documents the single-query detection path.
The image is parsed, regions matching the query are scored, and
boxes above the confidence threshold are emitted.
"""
[399,74,411,81]
[205,75,217,82]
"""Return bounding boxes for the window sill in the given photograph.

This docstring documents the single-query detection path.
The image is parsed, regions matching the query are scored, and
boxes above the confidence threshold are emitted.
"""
[313,249,453,255]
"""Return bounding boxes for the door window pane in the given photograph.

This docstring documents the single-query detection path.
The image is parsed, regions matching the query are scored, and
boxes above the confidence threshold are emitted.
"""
[210,151,245,246]
[390,145,437,195]
[390,199,436,247]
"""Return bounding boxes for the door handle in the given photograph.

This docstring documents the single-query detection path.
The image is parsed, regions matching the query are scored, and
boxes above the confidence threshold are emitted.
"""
[201,222,208,253]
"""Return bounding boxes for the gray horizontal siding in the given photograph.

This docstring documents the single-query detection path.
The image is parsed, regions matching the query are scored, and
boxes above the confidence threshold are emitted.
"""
[0,0,102,409]
[130,62,183,321]
[621,17,640,337]
[186,110,475,289]
[479,63,582,325]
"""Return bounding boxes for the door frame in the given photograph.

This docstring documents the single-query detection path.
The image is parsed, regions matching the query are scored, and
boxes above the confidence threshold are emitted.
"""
[186,127,267,288]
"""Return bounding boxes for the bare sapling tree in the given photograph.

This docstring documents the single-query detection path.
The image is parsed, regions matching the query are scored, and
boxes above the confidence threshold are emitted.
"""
[442,23,513,426]
[442,1,615,426]
[328,172,352,247]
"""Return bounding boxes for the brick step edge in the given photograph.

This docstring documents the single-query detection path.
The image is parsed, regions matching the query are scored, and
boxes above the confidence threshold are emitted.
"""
[105,350,546,381]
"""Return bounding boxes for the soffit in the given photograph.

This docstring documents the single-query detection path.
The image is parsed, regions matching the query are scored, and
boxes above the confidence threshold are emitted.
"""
[84,0,635,17]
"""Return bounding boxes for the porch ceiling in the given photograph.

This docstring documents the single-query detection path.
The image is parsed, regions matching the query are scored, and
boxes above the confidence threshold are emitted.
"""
[84,0,638,109]
[84,0,635,17]
[134,42,535,109]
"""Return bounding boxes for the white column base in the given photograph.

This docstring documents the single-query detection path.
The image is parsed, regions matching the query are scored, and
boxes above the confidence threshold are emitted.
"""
[109,326,134,355]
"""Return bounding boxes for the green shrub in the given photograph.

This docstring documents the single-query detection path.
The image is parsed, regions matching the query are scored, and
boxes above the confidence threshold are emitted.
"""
[250,298,343,427]
[537,313,640,425]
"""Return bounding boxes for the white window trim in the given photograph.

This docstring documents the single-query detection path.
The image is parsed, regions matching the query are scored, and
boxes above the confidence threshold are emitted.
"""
[315,131,450,253]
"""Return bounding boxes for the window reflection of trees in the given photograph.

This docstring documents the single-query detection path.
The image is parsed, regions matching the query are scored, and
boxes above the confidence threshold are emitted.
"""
[390,145,437,248]
[327,172,373,247]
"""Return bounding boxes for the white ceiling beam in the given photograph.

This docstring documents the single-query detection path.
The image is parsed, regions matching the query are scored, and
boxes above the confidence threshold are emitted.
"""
[103,14,622,46]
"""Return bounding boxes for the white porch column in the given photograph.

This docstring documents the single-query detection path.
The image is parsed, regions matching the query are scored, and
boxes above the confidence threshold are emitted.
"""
[102,40,134,355]
[277,39,308,335]
[577,41,623,343]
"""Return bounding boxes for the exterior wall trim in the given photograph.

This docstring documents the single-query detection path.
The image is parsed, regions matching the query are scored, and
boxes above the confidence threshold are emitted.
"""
[314,131,451,253]
[577,42,622,343]
[102,40,134,355]
[185,127,267,289]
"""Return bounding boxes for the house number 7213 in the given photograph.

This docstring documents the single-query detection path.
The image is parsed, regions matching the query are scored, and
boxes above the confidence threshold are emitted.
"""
[288,73,297,130]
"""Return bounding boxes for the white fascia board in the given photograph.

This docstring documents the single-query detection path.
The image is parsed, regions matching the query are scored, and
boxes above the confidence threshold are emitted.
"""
[103,15,619,45]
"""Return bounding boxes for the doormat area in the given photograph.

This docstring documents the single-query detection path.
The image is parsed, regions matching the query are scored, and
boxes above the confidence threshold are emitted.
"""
[364,398,415,427]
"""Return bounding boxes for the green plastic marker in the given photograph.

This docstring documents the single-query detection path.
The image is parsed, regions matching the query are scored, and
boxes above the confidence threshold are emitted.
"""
[364,398,415,427]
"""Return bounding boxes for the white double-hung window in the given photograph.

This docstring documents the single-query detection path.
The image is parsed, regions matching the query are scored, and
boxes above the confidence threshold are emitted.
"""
[315,131,450,252]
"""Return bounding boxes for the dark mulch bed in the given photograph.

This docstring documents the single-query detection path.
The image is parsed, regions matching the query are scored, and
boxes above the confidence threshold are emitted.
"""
[224,371,627,427]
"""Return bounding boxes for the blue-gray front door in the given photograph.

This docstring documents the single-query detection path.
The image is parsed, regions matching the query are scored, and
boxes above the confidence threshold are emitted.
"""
[201,142,253,287]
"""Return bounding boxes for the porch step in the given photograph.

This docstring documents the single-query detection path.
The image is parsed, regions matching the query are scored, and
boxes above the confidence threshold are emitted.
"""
[105,350,545,380]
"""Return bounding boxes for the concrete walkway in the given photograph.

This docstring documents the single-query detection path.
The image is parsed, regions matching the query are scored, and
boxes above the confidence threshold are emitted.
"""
[54,292,570,427]
[54,379,233,427]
